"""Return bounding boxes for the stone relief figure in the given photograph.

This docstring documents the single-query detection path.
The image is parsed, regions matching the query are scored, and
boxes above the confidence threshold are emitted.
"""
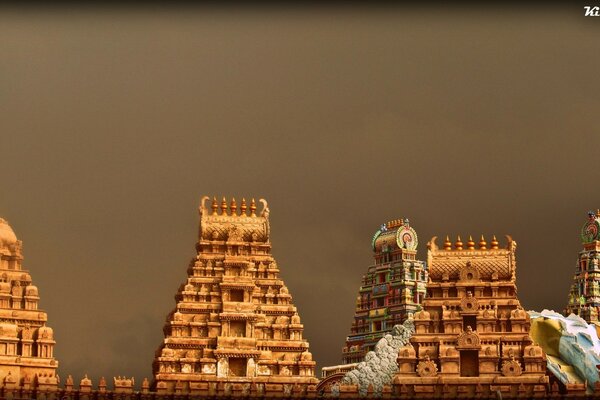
[292,313,300,325]
[280,365,291,376]
[202,363,216,374]
[247,358,256,377]
[300,351,313,361]
[217,358,228,378]
[257,365,271,376]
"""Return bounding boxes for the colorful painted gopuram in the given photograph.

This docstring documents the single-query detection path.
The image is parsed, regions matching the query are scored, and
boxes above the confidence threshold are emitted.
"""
[341,219,427,365]
[564,210,600,324]
[392,235,548,398]
[152,197,318,397]
[0,218,59,391]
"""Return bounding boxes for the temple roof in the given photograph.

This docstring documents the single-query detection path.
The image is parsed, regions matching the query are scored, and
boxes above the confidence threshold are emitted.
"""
[581,210,600,244]
[371,219,418,253]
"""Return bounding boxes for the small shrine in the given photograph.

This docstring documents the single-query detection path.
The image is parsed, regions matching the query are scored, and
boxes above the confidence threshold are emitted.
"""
[0,218,58,386]
[564,210,600,324]
[392,234,548,398]
[152,197,318,397]
[341,219,427,365]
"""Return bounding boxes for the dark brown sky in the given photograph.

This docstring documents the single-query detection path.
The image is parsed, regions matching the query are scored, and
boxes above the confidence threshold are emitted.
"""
[1,5,599,385]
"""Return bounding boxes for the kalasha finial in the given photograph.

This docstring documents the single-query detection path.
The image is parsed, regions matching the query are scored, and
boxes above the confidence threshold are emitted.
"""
[220,197,228,215]
[491,235,499,249]
[250,198,257,216]
[211,197,218,215]
[230,198,237,215]
[597,209,600,218]
[467,235,475,250]
[240,198,247,215]
[455,235,463,250]
[441,235,450,250]
[479,234,487,249]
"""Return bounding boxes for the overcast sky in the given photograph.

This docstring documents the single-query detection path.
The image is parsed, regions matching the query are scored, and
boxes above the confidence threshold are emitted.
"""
[1,4,599,385]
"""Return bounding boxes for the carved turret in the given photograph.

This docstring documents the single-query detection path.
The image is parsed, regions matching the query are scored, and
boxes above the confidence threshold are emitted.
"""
[0,218,58,386]
[565,211,600,323]
[153,196,317,395]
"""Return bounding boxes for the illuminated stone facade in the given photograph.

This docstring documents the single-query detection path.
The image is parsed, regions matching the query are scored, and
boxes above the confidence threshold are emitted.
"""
[152,197,318,397]
[0,218,58,390]
[342,219,427,364]
[565,210,600,323]
[392,235,548,398]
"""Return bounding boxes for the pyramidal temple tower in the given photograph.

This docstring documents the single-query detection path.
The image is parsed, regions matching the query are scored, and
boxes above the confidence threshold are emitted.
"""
[341,219,427,365]
[0,218,58,387]
[152,197,317,397]
[565,210,600,323]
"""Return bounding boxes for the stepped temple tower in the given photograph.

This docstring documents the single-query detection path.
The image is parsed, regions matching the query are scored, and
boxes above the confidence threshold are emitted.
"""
[341,219,427,365]
[152,197,318,397]
[393,235,548,398]
[0,218,58,387]
[564,210,600,324]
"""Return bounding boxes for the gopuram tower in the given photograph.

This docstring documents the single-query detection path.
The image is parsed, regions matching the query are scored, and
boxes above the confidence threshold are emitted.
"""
[341,219,427,365]
[393,235,548,398]
[152,197,318,397]
[565,210,600,323]
[0,218,58,387]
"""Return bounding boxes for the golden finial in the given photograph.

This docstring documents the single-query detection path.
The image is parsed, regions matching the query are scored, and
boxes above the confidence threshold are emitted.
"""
[491,235,499,249]
[596,209,600,217]
[455,235,463,250]
[211,197,218,215]
[220,197,228,215]
[479,234,487,249]
[444,235,452,250]
[467,235,475,250]
[230,197,237,215]
[250,198,257,216]
[240,198,247,215]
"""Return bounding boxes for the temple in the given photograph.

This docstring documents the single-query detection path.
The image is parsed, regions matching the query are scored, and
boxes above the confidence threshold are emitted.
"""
[392,234,548,398]
[341,219,427,364]
[0,218,58,389]
[152,197,318,397]
[564,210,600,324]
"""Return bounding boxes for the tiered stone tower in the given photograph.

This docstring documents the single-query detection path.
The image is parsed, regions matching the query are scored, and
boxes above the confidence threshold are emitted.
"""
[564,210,600,323]
[342,219,427,365]
[0,218,58,388]
[393,235,548,398]
[152,196,317,397]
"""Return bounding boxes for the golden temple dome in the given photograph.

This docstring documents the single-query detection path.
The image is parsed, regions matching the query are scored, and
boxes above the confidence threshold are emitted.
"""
[0,219,17,247]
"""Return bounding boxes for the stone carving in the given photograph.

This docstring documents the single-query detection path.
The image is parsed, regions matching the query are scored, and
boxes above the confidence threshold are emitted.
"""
[456,326,481,349]
[460,291,479,312]
[501,357,523,376]
[416,356,438,377]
